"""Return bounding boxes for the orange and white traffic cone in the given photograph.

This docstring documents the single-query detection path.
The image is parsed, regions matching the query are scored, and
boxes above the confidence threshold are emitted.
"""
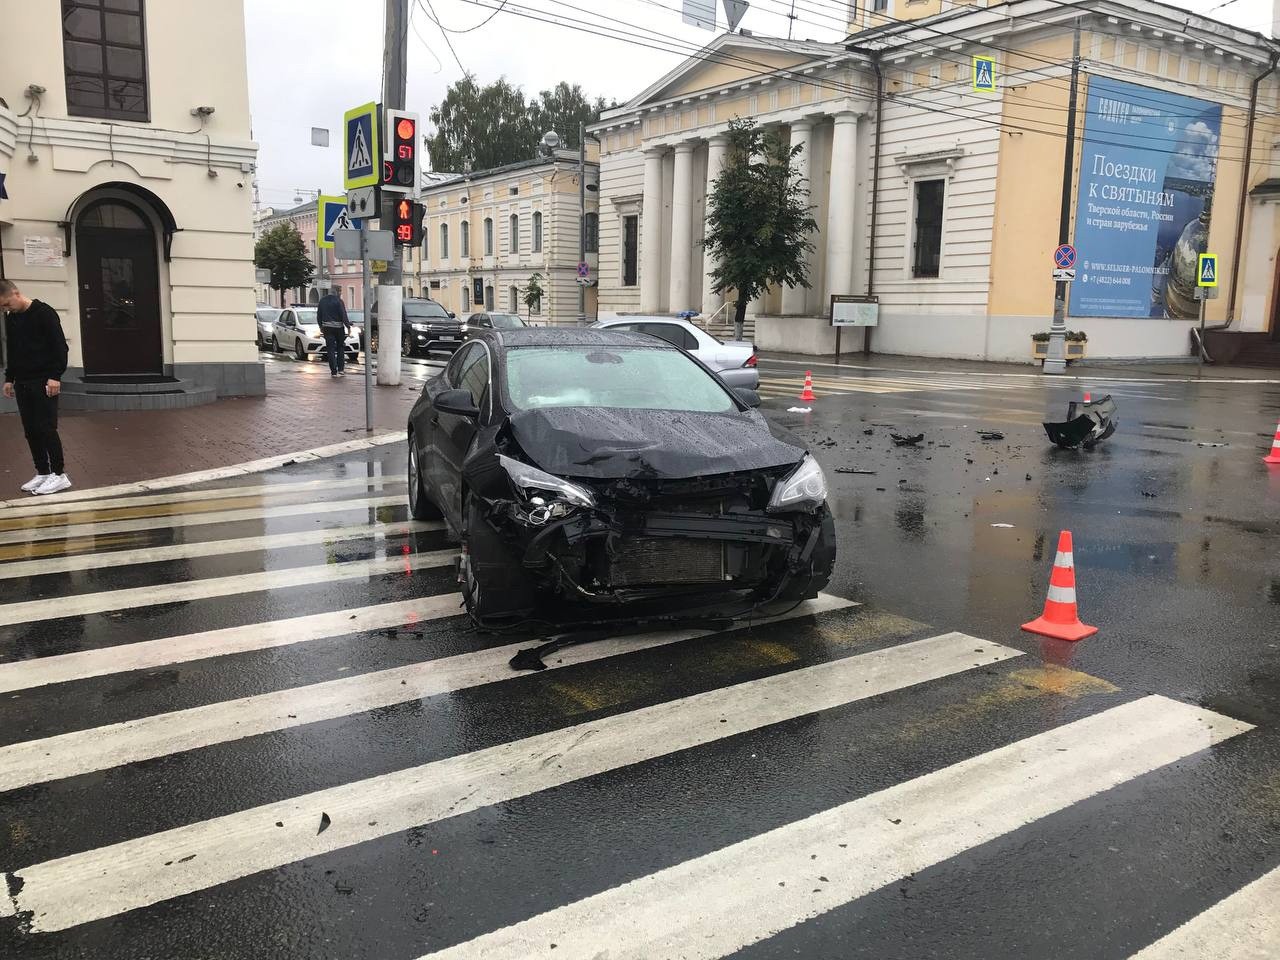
[1264,419,1280,465]
[798,371,816,403]
[1022,530,1098,642]
[1083,392,1092,403]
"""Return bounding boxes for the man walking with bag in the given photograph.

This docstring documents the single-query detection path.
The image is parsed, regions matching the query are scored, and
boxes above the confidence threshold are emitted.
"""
[316,287,351,379]
[0,279,71,495]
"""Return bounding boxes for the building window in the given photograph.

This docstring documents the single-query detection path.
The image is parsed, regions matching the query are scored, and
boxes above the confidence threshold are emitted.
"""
[509,214,519,254]
[873,0,888,12]
[530,292,541,315]
[462,286,470,311]
[509,286,519,313]
[484,218,494,256]
[532,212,543,253]
[622,214,639,287]
[62,0,150,122]
[440,223,449,261]
[485,285,494,310]
[912,179,945,279]
[347,286,354,303]
[461,220,470,258]
[584,212,599,254]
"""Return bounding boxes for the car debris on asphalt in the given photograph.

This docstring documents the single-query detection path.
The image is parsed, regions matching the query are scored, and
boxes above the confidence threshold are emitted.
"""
[1043,395,1118,449]
[890,433,925,447]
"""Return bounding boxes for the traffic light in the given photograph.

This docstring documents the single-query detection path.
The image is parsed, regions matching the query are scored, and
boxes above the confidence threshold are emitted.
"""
[383,109,420,195]
[392,198,423,247]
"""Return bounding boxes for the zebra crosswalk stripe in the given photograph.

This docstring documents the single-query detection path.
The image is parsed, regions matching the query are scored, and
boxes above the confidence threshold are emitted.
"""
[420,696,1252,960]
[0,494,406,546]
[0,519,441,580]
[0,595,856,791]
[2,630,1019,932]
[0,549,456,627]
[0,595,464,695]
[1127,863,1280,959]
[0,473,404,521]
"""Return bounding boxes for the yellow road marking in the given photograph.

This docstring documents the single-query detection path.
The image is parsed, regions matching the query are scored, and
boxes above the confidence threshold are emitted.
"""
[0,530,153,561]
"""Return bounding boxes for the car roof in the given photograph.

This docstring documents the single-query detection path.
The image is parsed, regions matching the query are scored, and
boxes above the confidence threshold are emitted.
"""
[491,327,678,349]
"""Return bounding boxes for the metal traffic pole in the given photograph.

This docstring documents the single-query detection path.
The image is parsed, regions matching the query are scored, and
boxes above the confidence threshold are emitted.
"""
[361,221,373,432]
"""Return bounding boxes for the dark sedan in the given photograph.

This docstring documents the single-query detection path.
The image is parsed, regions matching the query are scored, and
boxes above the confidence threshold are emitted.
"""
[406,328,836,625]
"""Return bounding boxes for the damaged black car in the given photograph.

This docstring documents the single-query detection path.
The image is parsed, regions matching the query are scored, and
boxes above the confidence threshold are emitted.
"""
[406,328,836,626]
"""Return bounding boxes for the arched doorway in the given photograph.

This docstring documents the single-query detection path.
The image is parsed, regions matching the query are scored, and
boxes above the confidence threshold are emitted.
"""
[75,198,163,376]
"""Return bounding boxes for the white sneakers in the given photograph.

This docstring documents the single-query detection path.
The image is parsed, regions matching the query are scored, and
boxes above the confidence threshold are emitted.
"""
[20,474,51,492]
[31,474,72,496]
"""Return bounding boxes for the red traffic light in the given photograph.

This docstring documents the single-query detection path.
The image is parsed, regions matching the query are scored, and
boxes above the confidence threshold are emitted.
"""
[396,118,415,141]
[397,199,411,219]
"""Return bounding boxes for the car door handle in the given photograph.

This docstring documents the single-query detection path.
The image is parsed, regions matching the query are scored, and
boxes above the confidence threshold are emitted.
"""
[430,415,440,426]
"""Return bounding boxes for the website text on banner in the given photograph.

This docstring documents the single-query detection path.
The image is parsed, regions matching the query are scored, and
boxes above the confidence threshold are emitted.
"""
[1070,76,1222,320]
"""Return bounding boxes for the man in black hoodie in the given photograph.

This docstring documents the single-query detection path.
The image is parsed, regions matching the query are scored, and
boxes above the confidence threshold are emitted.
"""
[0,279,71,495]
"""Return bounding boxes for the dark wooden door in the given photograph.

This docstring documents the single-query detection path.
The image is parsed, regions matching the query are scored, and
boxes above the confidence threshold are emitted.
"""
[76,201,162,376]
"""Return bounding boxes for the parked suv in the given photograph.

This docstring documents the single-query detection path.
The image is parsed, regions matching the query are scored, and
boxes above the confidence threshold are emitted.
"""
[369,298,462,357]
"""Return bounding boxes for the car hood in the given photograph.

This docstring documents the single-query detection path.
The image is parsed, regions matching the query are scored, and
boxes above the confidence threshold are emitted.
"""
[507,407,806,480]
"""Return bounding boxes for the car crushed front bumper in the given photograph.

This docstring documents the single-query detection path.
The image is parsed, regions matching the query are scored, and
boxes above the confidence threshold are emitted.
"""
[465,468,836,622]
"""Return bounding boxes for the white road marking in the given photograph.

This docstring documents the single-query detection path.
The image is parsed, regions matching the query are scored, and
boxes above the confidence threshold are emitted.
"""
[0,519,440,580]
[0,495,406,547]
[760,357,1280,385]
[0,549,455,628]
[0,595,464,695]
[4,630,1017,932]
[422,696,1252,960]
[1128,863,1280,959]
[0,595,856,791]
[0,432,408,510]
[0,474,404,522]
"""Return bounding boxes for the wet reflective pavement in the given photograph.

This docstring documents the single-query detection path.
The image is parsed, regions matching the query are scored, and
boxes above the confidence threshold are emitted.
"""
[0,363,1278,959]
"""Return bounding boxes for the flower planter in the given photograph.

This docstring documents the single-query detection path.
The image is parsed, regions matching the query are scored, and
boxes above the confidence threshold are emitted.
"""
[1032,337,1087,362]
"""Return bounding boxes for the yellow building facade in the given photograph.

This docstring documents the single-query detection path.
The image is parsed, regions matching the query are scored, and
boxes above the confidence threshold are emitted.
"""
[592,0,1280,362]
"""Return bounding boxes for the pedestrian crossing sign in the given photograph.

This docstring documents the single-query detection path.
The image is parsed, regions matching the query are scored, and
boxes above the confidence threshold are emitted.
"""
[317,196,359,250]
[973,55,997,93]
[344,102,380,190]
[1198,252,1218,288]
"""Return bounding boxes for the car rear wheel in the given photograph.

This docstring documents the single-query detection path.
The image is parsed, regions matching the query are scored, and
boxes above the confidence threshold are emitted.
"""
[407,439,442,522]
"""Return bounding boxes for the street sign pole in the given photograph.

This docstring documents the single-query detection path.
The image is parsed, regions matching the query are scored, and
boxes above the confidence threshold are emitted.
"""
[361,222,373,432]
[1045,19,1081,376]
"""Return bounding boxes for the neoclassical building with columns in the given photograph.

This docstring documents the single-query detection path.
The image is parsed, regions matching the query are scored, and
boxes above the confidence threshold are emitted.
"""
[592,1,1280,363]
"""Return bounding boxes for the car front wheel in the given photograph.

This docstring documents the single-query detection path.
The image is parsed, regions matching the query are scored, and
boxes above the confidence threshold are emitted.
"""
[271,335,281,353]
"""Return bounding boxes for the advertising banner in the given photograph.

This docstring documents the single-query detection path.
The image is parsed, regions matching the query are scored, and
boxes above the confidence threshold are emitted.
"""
[1071,77,1222,319]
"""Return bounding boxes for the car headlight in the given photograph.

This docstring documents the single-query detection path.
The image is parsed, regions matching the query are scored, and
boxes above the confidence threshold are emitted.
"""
[498,455,595,523]
[768,455,828,512]
[411,323,431,332]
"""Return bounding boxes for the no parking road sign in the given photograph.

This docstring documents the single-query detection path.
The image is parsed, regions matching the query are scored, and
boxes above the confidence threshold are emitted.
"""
[1053,243,1077,281]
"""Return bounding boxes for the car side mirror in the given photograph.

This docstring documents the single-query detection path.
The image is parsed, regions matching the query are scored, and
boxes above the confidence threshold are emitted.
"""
[433,388,480,419]
[448,311,457,319]
[733,387,762,409]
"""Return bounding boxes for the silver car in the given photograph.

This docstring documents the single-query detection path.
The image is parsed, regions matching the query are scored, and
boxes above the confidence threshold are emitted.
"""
[592,316,759,390]
[255,307,280,349]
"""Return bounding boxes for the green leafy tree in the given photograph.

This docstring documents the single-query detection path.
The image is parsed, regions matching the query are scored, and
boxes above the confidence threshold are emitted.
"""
[523,272,544,316]
[253,224,313,303]
[426,76,536,172]
[703,117,818,339]
[530,82,610,149]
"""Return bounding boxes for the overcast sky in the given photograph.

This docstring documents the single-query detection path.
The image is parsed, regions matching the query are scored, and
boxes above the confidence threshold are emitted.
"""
[244,0,1273,210]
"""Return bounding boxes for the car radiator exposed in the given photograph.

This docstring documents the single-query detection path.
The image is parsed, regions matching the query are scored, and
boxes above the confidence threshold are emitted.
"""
[609,537,725,586]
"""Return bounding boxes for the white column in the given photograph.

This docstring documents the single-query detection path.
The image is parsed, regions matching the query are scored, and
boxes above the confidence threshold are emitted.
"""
[640,147,666,313]
[824,111,860,310]
[781,119,815,316]
[668,141,697,312]
[701,134,730,317]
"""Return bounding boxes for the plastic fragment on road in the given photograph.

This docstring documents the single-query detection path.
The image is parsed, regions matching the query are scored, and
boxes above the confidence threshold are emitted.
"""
[787,407,812,413]
[978,431,1005,441]
[890,433,925,447]
[1043,395,1118,449]
[990,523,1015,528]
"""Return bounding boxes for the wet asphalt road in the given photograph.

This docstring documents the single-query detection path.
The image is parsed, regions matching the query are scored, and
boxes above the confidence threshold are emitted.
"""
[0,359,1278,959]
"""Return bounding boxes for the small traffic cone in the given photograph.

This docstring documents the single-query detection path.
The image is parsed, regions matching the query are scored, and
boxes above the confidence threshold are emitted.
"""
[798,371,816,403]
[1083,392,1092,403]
[1265,419,1280,465]
[1022,530,1098,642]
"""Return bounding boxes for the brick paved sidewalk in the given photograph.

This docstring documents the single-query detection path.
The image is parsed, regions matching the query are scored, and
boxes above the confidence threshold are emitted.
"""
[0,361,427,492]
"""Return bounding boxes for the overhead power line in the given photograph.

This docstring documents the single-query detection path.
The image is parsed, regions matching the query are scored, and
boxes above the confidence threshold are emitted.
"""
[419,0,470,74]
